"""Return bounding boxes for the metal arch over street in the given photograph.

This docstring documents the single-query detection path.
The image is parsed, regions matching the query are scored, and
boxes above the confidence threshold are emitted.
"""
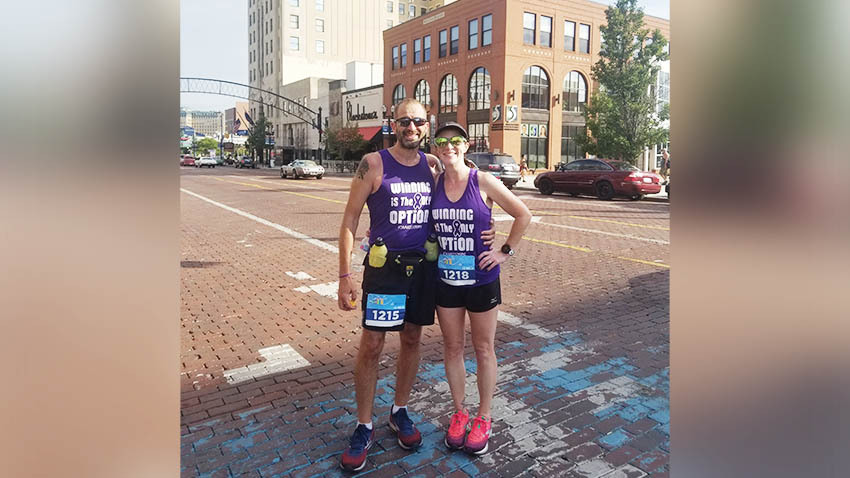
[179,77,323,138]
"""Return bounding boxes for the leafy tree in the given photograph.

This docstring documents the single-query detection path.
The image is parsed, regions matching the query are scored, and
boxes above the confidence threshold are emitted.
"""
[324,124,368,163]
[195,137,219,154]
[246,112,270,159]
[577,0,669,164]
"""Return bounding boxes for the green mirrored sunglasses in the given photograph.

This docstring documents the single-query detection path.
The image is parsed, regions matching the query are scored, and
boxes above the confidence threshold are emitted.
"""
[434,136,466,147]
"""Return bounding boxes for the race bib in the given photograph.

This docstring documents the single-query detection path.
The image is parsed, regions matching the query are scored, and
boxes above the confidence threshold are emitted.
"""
[438,253,476,286]
[364,293,406,328]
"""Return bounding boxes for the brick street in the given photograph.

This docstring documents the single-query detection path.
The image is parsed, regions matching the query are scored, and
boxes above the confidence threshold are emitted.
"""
[180,166,669,477]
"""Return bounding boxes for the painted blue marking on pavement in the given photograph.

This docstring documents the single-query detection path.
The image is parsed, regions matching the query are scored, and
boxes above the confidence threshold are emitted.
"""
[599,429,631,448]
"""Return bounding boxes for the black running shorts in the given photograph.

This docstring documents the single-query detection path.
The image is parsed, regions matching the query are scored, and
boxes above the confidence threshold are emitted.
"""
[361,250,437,331]
[436,277,501,313]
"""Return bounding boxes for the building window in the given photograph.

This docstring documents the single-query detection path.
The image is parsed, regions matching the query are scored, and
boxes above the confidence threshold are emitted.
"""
[482,14,492,46]
[468,67,491,111]
[315,0,324,11]
[579,23,590,53]
[523,12,536,45]
[387,1,393,13]
[392,45,399,69]
[399,3,404,15]
[439,74,458,113]
[316,18,324,31]
[423,35,431,61]
[563,71,587,112]
[290,36,300,51]
[413,38,421,64]
[392,84,407,105]
[409,4,415,16]
[450,25,459,55]
[561,125,586,163]
[467,123,489,152]
[290,15,299,29]
[387,20,393,28]
[414,79,430,106]
[269,39,273,52]
[656,70,670,112]
[289,0,299,6]
[439,29,447,57]
[270,61,273,74]
[400,42,408,67]
[316,39,325,53]
[468,18,479,50]
[540,16,552,48]
[522,65,550,110]
[564,20,575,51]
[269,18,273,30]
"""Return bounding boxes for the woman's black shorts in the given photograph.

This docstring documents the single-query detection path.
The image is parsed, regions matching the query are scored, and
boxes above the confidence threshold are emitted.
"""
[436,277,501,313]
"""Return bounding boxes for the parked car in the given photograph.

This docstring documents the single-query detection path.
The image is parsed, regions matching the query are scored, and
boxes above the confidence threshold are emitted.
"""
[235,157,255,169]
[534,159,662,200]
[215,157,225,166]
[179,155,196,167]
[466,152,521,189]
[195,157,218,168]
[280,160,324,179]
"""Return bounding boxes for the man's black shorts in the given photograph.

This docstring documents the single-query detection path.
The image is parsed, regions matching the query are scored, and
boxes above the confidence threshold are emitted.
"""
[436,277,501,313]
[361,250,437,331]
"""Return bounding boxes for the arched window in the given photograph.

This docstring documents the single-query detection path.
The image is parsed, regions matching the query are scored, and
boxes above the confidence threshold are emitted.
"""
[468,67,491,111]
[439,74,458,113]
[392,84,407,105]
[521,65,550,110]
[414,80,430,107]
[563,71,587,112]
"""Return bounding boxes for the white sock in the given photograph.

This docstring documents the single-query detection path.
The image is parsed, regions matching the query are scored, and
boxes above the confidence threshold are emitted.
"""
[391,404,407,415]
[357,421,372,430]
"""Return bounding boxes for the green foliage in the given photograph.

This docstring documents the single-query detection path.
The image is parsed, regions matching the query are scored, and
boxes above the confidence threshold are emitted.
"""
[246,112,270,158]
[195,137,219,153]
[577,0,669,164]
[324,124,368,162]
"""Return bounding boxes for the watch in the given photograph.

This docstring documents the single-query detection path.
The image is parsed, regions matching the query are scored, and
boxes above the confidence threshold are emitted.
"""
[500,244,515,256]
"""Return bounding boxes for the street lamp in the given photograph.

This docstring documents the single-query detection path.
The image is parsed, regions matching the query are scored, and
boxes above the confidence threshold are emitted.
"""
[265,123,274,167]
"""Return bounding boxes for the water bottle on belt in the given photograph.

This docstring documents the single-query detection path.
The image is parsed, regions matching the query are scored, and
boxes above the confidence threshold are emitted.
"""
[368,237,388,268]
[425,233,438,262]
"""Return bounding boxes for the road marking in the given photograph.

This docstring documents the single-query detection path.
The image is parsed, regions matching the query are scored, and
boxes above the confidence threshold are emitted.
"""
[181,188,338,254]
[535,221,669,245]
[495,231,593,253]
[567,215,670,231]
[514,192,669,210]
[222,344,310,385]
[213,177,350,205]
[498,311,558,339]
[294,281,339,300]
[286,271,316,280]
[237,176,350,195]
[493,214,541,223]
[617,256,670,268]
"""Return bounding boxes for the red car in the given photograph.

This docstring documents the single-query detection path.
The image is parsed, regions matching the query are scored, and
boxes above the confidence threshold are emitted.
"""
[180,155,196,167]
[534,159,662,200]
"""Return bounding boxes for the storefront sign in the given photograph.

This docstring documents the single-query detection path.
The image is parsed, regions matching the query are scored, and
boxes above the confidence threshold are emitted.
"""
[347,101,378,122]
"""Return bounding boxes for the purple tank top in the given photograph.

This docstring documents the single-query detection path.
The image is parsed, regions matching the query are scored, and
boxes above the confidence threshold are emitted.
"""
[431,169,499,286]
[366,149,434,252]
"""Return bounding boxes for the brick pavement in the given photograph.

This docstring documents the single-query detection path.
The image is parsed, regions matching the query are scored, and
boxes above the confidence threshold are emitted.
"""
[180,168,670,477]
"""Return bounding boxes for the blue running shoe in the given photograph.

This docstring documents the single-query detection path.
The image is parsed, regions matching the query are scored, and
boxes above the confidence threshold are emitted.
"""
[340,424,373,472]
[388,408,422,450]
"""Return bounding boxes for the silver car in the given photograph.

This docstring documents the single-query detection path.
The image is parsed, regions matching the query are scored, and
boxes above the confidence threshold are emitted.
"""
[467,152,521,189]
[280,160,325,179]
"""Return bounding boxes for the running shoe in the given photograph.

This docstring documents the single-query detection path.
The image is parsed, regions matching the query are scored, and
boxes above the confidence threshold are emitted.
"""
[445,409,470,449]
[388,407,422,450]
[463,416,492,455]
[340,424,373,472]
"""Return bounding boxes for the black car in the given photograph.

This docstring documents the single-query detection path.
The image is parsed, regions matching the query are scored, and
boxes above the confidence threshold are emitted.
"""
[466,152,521,189]
[235,157,255,169]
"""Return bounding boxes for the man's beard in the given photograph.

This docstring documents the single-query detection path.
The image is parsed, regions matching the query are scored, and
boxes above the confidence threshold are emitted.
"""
[397,132,422,150]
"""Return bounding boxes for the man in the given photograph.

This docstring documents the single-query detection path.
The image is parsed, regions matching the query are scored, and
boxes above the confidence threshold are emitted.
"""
[660,148,670,182]
[337,98,438,472]
[337,99,494,471]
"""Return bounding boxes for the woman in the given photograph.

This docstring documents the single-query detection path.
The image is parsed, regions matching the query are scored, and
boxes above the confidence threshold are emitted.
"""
[430,122,532,455]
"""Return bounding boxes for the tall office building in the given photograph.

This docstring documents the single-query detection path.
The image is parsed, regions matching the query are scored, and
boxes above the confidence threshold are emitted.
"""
[180,109,224,138]
[248,0,401,151]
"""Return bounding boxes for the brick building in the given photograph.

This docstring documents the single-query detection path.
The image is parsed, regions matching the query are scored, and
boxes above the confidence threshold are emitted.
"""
[383,0,670,170]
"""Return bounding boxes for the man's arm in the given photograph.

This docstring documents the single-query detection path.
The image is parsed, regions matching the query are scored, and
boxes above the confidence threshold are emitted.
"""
[338,153,381,310]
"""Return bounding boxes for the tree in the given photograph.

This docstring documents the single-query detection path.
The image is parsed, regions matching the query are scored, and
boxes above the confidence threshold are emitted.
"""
[195,137,219,155]
[577,0,669,164]
[246,112,269,160]
[324,124,368,163]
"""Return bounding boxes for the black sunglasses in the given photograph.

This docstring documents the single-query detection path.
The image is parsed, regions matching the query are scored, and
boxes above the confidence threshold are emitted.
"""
[395,117,427,127]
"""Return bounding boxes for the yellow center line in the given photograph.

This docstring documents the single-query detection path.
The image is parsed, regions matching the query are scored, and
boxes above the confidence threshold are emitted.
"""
[567,215,670,231]
[617,257,671,269]
[214,177,350,205]
[495,231,592,253]
[492,204,560,216]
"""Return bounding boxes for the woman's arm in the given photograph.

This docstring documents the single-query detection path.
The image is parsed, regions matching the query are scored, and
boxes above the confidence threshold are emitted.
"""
[477,172,532,271]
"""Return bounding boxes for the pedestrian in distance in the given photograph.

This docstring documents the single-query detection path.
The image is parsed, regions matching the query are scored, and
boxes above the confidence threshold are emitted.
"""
[519,154,530,180]
[430,122,532,455]
[336,99,494,472]
[660,148,670,183]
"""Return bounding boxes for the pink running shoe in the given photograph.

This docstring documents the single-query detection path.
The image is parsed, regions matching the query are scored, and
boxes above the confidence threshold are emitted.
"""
[463,416,492,455]
[444,409,470,449]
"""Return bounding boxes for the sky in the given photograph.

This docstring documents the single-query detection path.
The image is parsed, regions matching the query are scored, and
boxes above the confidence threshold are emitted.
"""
[180,0,669,112]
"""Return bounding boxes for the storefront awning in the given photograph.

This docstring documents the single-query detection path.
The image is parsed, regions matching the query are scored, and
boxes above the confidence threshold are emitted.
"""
[357,126,382,142]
